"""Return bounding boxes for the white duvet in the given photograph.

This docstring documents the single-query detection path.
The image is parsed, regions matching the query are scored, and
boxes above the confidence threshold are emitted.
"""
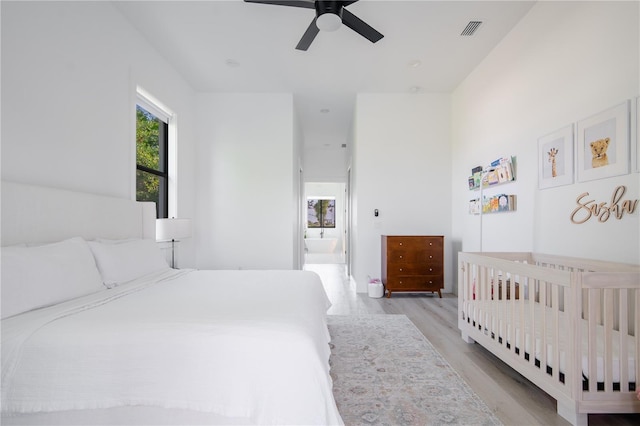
[1,269,343,425]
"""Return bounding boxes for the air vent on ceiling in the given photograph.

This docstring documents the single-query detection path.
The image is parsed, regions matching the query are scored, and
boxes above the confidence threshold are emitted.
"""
[341,144,347,148]
[461,21,482,36]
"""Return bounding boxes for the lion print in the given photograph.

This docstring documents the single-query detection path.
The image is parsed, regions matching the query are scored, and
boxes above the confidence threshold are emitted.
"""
[590,137,610,168]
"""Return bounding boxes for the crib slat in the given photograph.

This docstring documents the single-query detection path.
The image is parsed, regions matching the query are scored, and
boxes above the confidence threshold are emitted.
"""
[595,287,603,327]
[480,266,489,334]
[509,274,519,354]
[619,289,629,392]
[540,280,548,370]
[633,288,640,390]
[522,281,529,361]
[604,289,614,392]
[529,280,537,367]
[465,262,477,300]
[552,283,560,383]
[588,289,598,393]
[491,269,500,338]
[573,272,582,401]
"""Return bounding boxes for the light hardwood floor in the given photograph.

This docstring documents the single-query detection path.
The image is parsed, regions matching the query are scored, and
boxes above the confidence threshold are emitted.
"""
[304,262,640,426]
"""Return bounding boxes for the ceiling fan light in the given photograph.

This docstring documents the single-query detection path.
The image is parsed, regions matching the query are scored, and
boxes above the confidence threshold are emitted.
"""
[316,13,341,32]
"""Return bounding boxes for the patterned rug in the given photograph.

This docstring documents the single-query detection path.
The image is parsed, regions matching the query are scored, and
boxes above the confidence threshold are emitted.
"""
[327,314,502,426]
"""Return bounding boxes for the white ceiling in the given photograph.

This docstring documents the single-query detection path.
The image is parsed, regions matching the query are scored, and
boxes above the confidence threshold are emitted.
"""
[114,0,535,149]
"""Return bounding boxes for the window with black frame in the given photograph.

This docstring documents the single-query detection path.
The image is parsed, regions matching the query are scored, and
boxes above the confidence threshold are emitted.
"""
[307,198,336,228]
[136,105,168,219]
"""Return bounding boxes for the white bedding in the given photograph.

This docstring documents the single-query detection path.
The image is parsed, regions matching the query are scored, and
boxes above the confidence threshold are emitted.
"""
[463,300,637,383]
[1,269,343,425]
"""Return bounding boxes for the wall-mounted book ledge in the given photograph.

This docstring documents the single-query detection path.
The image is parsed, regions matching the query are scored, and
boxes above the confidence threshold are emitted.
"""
[469,194,517,215]
[468,156,516,191]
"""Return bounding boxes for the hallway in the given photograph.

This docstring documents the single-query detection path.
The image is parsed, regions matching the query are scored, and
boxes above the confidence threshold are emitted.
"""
[303,263,383,315]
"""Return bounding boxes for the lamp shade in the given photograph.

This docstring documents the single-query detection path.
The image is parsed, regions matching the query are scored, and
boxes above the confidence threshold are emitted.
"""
[156,218,192,241]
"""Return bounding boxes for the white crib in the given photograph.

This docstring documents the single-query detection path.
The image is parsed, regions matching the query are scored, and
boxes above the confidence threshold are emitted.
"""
[458,252,640,425]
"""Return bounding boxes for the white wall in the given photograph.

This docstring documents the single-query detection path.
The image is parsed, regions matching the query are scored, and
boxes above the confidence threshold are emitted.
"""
[293,109,305,270]
[194,93,298,270]
[1,1,198,266]
[6,1,637,280]
[452,2,639,266]
[352,93,453,293]
[303,147,348,182]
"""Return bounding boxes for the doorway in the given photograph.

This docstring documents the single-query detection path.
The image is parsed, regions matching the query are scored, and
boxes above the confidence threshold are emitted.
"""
[304,182,347,265]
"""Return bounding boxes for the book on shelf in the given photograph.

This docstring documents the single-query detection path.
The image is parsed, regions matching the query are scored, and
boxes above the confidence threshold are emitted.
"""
[468,156,516,190]
[469,194,517,215]
[497,167,509,183]
[486,170,499,186]
[469,198,480,215]
[489,196,499,212]
[468,177,476,190]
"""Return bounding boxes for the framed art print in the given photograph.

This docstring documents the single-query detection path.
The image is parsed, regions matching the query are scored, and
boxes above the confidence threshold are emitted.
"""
[576,101,630,183]
[538,124,574,189]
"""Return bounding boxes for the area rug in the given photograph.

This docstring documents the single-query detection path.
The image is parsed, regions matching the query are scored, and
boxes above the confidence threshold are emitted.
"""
[327,314,502,426]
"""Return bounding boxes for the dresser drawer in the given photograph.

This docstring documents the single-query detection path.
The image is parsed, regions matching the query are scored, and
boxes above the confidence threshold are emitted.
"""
[386,261,442,275]
[388,240,442,262]
[386,236,442,252]
[385,275,443,291]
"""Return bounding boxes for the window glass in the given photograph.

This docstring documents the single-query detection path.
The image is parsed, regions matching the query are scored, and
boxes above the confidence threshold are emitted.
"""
[307,199,336,228]
[136,105,168,218]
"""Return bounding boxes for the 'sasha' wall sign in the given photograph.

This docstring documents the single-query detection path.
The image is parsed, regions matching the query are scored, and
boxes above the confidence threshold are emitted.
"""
[570,186,638,224]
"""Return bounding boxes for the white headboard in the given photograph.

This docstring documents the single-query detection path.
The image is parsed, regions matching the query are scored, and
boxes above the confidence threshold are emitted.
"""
[1,181,156,246]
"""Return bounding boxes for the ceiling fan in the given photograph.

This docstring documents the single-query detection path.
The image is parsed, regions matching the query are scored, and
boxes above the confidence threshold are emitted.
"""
[244,0,384,51]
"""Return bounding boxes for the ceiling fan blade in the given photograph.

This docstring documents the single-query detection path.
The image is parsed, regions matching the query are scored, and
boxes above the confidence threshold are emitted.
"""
[243,0,315,9]
[341,1,359,6]
[296,18,320,51]
[341,8,383,44]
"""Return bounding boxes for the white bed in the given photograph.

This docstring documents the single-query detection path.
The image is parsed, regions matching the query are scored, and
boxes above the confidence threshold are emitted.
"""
[1,181,343,425]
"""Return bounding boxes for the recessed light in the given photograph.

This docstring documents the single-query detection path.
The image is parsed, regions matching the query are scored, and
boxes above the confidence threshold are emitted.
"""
[409,86,421,93]
[408,59,422,68]
[225,59,240,67]
[320,108,330,114]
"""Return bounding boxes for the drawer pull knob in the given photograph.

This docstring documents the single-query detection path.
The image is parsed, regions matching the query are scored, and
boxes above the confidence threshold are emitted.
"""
[429,242,433,246]
[399,255,403,259]
[399,268,403,272]
[429,255,433,259]
[399,242,403,246]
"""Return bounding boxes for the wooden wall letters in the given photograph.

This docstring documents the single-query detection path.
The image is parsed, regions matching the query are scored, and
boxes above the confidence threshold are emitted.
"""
[570,186,638,224]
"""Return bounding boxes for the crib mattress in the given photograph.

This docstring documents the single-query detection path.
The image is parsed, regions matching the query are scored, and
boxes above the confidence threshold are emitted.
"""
[463,300,637,384]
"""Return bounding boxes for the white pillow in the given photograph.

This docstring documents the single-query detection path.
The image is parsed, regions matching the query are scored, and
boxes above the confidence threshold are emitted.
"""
[94,238,139,244]
[1,237,105,319]
[88,239,169,288]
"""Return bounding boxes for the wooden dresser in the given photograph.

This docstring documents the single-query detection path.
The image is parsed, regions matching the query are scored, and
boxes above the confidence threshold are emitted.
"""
[381,235,444,298]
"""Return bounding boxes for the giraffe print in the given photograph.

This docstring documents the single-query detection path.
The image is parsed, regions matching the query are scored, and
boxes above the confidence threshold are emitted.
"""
[547,147,559,177]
